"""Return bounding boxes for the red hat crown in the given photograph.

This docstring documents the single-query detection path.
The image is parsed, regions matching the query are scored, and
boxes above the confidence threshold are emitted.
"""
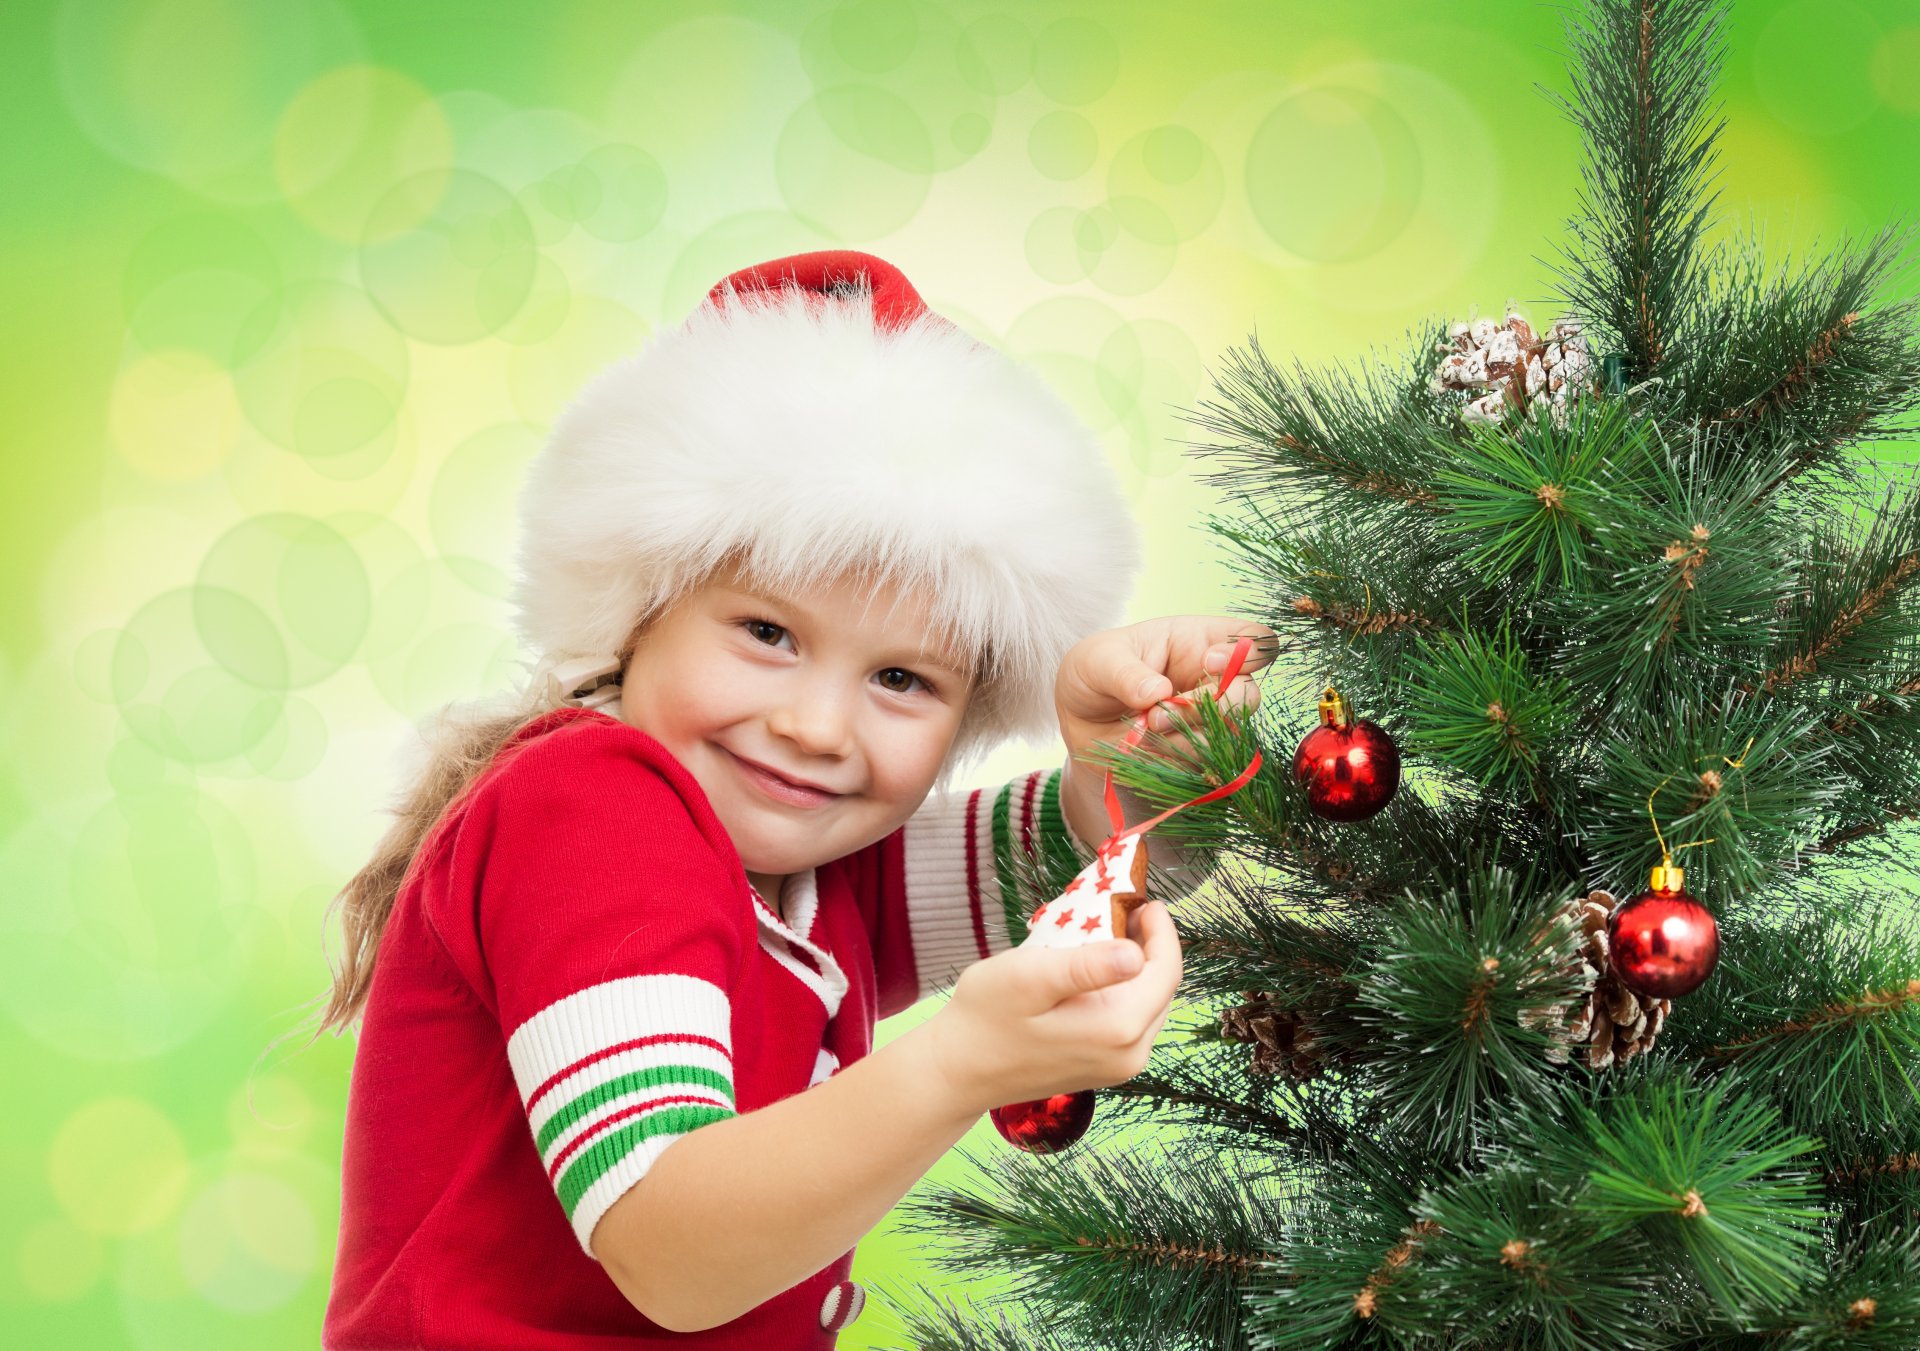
[706,250,942,332]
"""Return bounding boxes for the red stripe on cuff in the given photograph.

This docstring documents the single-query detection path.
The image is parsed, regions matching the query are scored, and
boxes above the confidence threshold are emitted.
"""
[546,1091,732,1183]
[526,1033,732,1116]
[1019,770,1040,860]
[965,786,988,960]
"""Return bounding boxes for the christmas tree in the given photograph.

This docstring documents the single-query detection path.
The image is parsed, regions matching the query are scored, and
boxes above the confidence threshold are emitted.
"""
[881,0,1920,1346]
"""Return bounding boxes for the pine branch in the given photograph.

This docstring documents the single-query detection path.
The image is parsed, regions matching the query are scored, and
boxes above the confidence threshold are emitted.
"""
[1826,1151,1920,1188]
[1096,1056,1326,1147]
[1342,860,1595,1160]
[1731,1228,1920,1349]
[1401,618,1578,793]
[1181,328,1450,514]
[1545,0,1727,379]
[1410,1168,1667,1349]
[1805,803,1920,856]
[1748,528,1920,700]
[1238,1136,1462,1349]
[1267,431,1437,509]
[1675,227,1920,498]
[1578,681,1847,904]
[1659,892,1920,1154]
[1705,978,1920,1061]
[1202,499,1473,661]
[1349,1219,1441,1322]
[1091,1029,1385,1164]
[889,1140,1285,1351]
[1167,879,1362,1009]
[1747,419,1866,505]
[1426,400,1658,598]
[1730,461,1920,722]
[871,1284,1117,1351]
[1503,1062,1827,1315]
[1826,671,1920,740]
[1287,592,1440,637]
[1807,663,1920,831]
[1716,309,1861,425]
[1557,439,1801,723]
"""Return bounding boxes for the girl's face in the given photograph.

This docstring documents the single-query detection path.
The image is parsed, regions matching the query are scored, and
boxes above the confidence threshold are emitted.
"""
[614,559,976,902]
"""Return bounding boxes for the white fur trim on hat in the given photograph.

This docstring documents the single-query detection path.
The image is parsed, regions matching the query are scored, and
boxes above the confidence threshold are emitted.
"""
[509,272,1142,773]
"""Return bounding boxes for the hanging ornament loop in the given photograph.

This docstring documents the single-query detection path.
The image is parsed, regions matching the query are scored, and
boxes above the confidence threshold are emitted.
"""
[1645,775,1716,892]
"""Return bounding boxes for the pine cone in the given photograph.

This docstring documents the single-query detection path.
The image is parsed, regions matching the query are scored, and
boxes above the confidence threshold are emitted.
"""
[1520,891,1671,1070]
[1431,306,1595,426]
[1219,990,1327,1080]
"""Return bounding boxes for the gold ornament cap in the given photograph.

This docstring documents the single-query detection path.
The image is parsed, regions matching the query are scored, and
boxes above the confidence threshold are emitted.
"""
[1650,860,1685,893]
[1318,687,1351,730]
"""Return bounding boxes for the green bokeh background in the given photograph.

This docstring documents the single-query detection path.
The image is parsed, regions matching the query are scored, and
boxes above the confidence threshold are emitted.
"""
[3,0,1916,1346]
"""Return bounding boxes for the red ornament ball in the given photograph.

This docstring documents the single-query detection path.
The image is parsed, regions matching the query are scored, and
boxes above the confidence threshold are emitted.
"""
[990,1090,1096,1153]
[1292,688,1400,822]
[1606,867,1720,998]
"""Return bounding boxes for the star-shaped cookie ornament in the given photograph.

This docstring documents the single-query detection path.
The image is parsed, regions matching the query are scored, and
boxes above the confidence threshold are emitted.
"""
[1019,834,1150,950]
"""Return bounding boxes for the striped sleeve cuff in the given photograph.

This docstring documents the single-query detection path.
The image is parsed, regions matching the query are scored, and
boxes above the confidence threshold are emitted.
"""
[504,975,737,1258]
[899,767,1094,1003]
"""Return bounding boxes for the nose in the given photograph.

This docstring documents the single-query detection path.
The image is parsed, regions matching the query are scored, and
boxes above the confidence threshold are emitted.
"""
[765,674,855,760]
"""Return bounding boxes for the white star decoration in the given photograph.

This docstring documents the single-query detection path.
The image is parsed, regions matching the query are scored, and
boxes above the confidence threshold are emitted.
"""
[1019,834,1150,950]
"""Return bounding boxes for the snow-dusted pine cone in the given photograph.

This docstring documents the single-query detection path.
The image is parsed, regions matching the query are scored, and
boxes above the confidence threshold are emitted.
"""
[1219,991,1328,1080]
[1431,306,1596,426]
[1520,891,1671,1070]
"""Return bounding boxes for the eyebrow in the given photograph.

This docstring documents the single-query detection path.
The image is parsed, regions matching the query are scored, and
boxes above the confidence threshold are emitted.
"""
[722,584,971,677]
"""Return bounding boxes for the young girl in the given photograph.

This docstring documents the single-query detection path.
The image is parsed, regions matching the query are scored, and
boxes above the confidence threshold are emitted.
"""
[314,251,1270,1348]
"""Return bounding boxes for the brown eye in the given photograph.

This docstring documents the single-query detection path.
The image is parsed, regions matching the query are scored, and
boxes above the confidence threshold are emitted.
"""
[878,668,927,694]
[743,620,790,648]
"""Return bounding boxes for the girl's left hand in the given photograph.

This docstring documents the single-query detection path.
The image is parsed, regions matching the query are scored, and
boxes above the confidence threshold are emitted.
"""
[1053,616,1277,838]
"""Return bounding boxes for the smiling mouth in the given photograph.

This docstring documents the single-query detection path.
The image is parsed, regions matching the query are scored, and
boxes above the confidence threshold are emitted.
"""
[727,750,842,807]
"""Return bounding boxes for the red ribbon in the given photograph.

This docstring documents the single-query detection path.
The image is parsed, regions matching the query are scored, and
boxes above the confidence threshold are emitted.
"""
[1091,634,1264,873]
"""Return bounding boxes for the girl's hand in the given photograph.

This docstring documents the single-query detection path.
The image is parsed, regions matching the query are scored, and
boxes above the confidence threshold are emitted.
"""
[1053,616,1277,844]
[917,900,1184,1115]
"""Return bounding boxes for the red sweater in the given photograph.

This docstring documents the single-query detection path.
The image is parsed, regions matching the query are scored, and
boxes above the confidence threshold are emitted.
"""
[323,706,1091,1348]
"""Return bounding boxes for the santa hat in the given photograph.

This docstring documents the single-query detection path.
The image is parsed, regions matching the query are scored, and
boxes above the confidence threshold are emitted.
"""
[507,249,1142,774]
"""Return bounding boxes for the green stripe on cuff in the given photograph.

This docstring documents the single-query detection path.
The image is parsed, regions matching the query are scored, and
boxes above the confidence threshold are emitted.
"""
[555,1102,736,1217]
[535,1063,735,1153]
[1037,769,1091,889]
[991,776,1021,940]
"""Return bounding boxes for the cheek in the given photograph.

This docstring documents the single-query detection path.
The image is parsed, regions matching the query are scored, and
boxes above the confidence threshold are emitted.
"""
[864,712,960,799]
[682,639,764,702]
[628,669,737,740]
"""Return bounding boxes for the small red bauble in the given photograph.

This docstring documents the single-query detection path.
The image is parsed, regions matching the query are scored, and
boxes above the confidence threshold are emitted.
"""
[1292,687,1401,821]
[1606,862,1720,998]
[989,1090,1097,1153]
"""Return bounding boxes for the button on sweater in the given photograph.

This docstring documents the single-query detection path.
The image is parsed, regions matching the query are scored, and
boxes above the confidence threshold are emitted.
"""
[323,706,1101,1349]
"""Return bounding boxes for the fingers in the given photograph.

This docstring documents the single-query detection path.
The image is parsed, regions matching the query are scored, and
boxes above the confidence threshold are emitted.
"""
[1202,624,1282,676]
[1112,903,1181,1000]
[1067,618,1276,732]
[1057,631,1175,731]
[1048,905,1177,1002]
[1133,901,1183,988]
[1099,634,1175,711]
[1056,937,1145,999]
[1144,673,1262,733]
[1124,903,1181,1048]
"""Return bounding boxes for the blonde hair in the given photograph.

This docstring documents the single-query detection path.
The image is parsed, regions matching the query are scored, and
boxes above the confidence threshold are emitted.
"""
[300,613,655,1044]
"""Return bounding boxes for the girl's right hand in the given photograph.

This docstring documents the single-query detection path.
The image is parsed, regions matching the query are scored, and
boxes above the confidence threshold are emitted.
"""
[917,900,1183,1117]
